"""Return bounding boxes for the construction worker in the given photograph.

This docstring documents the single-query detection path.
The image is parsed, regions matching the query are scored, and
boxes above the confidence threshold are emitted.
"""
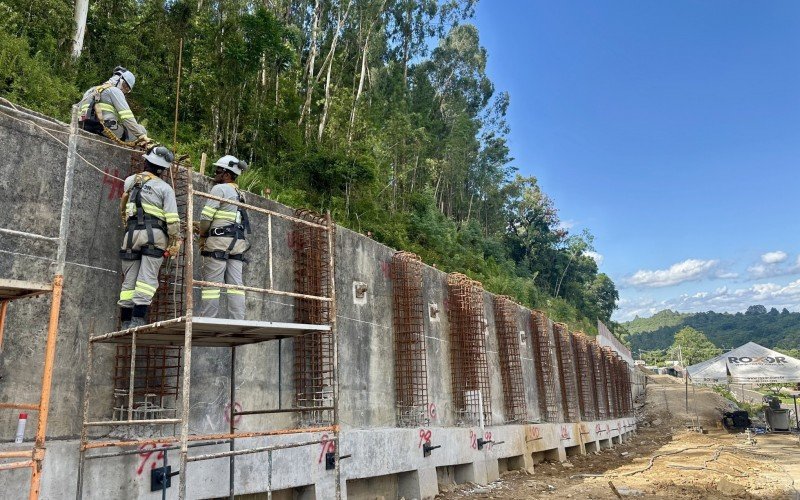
[118,147,180,329]
[78,66,151,145]
[197,156,251,319]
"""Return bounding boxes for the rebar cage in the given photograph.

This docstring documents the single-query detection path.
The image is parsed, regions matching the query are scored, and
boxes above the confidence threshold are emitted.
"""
[531,310,561,422]
[571,332,596,422]
[589,341,609,419]
[390,251,429,427]
[492,296,527,423]
[553,323,580,423]
[292,209,334,426]
[447,273,492,426]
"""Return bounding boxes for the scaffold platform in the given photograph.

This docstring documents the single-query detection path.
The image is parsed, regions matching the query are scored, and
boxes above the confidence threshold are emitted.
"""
[90,316,331,346]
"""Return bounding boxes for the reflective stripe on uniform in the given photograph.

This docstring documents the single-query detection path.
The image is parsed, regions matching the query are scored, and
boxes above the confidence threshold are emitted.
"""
[135,281,157,297]
[226,289,246,296]
[201,206,218,219]
[140,202,167,220]
[201,289,221,299]
[164,212,179,223]
[119,290,135,301]
[118,110,134,120]
[97,103,120,119]
[213,210,238,222]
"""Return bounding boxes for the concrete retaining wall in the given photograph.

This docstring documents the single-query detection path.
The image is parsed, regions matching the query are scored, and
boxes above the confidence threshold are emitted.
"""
[0,104,636,499]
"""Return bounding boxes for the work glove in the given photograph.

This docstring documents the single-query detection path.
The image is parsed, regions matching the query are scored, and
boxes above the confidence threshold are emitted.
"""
[165,238,181,258]
[192,221,201,235]
[198,236,207,252]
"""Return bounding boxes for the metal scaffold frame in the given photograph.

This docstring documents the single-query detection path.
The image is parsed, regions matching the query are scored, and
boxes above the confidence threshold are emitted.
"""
[75,166,342,500]
[0,106,79,499]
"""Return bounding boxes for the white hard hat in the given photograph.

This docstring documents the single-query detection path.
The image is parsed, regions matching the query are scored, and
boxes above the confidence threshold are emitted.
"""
[143,146,174,169]
[213,155,247,176]
[113,66,136,90]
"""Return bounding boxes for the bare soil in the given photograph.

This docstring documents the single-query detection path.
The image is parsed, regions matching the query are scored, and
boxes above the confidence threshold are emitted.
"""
[438,374,800,499]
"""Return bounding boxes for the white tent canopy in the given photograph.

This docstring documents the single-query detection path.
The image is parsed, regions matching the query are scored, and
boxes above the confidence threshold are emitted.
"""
[687,341,800,385]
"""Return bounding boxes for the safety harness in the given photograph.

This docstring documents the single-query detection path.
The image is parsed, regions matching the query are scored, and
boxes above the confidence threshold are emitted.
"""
[79,83,140,147]
[202,184,251,261]
[120,172,168,261]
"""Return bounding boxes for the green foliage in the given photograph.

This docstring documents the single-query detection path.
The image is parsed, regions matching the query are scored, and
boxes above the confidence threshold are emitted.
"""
[1,0,620,331]
[626,307,800,354]
[669,326,722,366]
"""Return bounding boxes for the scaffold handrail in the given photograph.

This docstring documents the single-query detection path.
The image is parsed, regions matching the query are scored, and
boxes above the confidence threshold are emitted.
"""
[186,438,326,462]
[81,424,338,451]
[193,190,329,230]
[0,227,59,243]
[192,280,332,302]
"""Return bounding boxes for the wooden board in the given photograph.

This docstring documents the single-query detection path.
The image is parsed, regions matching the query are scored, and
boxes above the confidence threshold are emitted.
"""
[95,316,331,347]
[0,278,53,301]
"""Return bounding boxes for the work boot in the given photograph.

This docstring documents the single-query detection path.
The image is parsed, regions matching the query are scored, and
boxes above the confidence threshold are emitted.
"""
[120,307,133,330]
[130,305,149,328]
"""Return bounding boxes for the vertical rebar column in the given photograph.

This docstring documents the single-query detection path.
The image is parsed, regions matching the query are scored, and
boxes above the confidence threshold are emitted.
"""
[531,311,560,422]
[585,337,601,420]
[447,273,491,426]
[572,332,595,422]
[590,342,608,420]
[553,323,580,422]
[492,296,526,423]
[390,252,429,427]
[293,209,333,426]
[602,348,617,419]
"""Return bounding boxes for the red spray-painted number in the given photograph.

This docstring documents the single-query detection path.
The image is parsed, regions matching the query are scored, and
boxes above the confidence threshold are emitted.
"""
[418,429,432,448]
[136,444,165,476]
[103,168,124,200]
[318,434,336,464]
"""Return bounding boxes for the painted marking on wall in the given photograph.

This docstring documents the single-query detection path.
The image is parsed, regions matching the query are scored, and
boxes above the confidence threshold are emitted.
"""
[318,433,336,464]
[418,428,432,448]
[526,425,541,442]
[380,260,391,279]
[559,425,571,440]
[223,401,242,425]
[102,167,123,200]
[136,444,165,476]
[427,402,438,421]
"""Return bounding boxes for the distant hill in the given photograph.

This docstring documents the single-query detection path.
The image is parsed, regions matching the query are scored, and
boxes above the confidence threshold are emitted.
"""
[623,306,800,354]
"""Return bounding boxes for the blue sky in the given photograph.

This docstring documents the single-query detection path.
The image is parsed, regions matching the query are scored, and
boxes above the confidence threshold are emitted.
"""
[473,1,800,321]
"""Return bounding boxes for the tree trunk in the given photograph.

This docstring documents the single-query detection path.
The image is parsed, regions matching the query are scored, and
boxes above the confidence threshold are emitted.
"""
[71,0,89,59]
[298,0,322,129]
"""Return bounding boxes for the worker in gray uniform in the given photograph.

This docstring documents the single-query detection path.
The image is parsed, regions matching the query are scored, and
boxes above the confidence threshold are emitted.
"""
[78,66,151,144]
[118,147,181,329]
[197,155,251,319]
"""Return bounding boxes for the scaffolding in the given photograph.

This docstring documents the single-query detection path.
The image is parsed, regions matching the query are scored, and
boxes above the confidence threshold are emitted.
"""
[390,251,429,427]
[492,296,526,423]
[530,311,560,422]
[0,107,78,499]
[447,273,491,426]
[75,167,341,499]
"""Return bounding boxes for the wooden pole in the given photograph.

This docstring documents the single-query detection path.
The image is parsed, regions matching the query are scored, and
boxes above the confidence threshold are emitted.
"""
[173,38,184,150]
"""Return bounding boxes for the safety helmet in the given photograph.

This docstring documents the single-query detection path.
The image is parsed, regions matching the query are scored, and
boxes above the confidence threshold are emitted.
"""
[213,155,247,177]
[143,146,174,170]
[113,66,136,90]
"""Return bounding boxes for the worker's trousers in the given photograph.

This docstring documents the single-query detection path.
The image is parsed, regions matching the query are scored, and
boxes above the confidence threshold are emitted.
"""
[199,255,245,319]
[118,229,167,307]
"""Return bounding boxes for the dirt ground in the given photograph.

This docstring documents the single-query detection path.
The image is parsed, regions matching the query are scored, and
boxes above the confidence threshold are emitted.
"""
[438,374,800,499]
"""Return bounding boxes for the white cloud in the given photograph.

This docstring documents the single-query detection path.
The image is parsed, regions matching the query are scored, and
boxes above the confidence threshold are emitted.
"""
[747,253,800,279]
[585,251,603,266]
[762,251,788,264]
[613,279,800,322]
[626,259,719,288]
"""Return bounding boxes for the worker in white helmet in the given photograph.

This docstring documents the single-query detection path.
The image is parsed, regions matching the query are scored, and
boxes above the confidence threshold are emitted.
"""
[197,155,251,319]
[118,146,181,329]
[77,66,151,145]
